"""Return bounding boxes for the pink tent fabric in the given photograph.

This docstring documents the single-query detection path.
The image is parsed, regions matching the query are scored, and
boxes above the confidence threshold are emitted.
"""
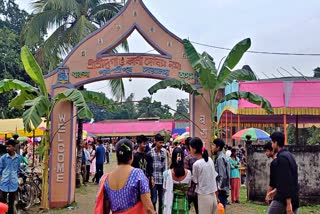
[239,82,284,108]
[289,81,320,107]
[83,121,174,136]
[238,81,320,108]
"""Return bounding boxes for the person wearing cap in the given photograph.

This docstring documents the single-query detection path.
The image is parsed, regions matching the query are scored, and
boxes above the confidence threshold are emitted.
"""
[0,139,22,214]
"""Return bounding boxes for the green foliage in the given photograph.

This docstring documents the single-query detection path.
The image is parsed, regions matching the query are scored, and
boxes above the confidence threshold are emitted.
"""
[22,0,125,70]
[148,79,202,96]
[81,90,114,112]
[307,126,320,145]
[23,96,50,132]
[148,38,272,139]
[53,89,93,120]
[222,91,273,114]
[0,2,30,118]
[0,0,28,33]
[21,46,48,95]
[174,99,189,120]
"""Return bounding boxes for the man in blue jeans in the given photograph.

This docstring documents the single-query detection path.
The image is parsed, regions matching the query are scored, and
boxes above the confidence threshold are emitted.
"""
[0,139,22,214]
[91,140,105,184]
[150,134,167,214]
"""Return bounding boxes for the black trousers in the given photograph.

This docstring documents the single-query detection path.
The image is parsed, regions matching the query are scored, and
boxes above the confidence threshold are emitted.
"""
[95,163,104,184]
[0,190,17,214]
[188,194,198,214]
[85,165,90,182]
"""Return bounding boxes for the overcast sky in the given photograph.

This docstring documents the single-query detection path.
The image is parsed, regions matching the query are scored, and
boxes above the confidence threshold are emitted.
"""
[16,0,320,109]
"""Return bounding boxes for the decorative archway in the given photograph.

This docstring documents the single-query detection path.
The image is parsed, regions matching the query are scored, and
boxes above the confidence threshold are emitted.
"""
[44,0,211,207]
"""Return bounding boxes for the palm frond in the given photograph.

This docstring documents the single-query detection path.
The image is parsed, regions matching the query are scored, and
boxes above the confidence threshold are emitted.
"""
[89,3,122,25]
[32,0,80,15]
[108,79,125,101]
[22,10,69,47]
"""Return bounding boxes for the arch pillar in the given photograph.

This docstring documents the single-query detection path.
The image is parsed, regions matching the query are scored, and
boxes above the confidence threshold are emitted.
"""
[49,86,77,207]
[190,89,212,150]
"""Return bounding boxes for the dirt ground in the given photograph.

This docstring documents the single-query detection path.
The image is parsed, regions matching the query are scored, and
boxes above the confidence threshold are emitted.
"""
[28,154,257,214]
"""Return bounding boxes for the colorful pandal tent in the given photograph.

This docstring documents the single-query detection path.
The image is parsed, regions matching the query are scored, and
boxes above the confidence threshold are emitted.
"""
[0,118,46,138]
[83,120,174,137]
[217,80,320,144]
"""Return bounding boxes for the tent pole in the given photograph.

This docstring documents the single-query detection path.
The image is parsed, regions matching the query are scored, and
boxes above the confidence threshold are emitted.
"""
[33,130,35,167]
[225,112,228,145]
[284,114,287,145]
[230,113,233,146]
[295,115,299,145]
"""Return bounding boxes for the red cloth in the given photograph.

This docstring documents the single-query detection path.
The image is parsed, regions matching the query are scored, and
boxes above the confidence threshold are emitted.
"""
[230,178,240,202]
[94,173,146,214]
[94,173,109,214]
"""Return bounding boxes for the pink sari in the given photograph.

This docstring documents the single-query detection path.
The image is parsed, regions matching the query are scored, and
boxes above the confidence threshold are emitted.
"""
[94,174,146,214]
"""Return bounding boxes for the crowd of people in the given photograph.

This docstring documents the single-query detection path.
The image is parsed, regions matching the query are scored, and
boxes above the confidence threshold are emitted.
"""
[0,131,299,214]
[93,132,298,214]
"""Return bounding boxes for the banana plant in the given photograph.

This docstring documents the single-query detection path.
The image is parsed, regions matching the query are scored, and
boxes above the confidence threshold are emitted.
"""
[148,38,273,139]
[0,46,114,209]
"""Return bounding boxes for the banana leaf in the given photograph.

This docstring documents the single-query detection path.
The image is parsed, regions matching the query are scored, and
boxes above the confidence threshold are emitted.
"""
[221,91,273,114]
[148,79,202,96]
[53,89,93,119]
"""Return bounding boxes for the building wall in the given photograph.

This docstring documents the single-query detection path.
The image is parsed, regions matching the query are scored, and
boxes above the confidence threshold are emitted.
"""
[246,144,320,205]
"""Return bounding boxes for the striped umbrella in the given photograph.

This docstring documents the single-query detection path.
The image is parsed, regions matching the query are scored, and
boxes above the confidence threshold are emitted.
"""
[232,128,270,141]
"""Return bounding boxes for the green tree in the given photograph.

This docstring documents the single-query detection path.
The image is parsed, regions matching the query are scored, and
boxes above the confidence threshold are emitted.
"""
[313,67,320,78]
[174,98,189,120]
[307,126,320,145]
[22,0,128,100]
[136,97,172,119]
[149,39,273,139]
[0,0,30,118]
[0,0,28,33]
[0,47,113,209]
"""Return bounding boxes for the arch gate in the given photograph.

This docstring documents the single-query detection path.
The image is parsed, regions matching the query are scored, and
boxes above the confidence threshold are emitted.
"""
[44,0,211,207]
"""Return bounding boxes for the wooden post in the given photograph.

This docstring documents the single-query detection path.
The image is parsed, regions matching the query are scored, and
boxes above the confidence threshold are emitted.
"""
[284,114,288,145]
[32,130,35,167]
[295,115,299,145]
[225,112,228,145]
[237,115,240,131]
[230,113,233,146]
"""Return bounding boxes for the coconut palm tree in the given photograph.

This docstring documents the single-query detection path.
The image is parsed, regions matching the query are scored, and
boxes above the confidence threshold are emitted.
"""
[22,0,128,100]
[0,46,114,209]
[148,38,273,138]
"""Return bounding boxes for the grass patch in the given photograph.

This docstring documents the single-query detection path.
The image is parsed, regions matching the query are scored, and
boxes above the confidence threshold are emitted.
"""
[240,186,320,214]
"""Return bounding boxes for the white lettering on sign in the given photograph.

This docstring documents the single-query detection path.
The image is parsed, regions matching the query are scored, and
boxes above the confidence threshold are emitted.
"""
[56,173,64,183]
[57,163,64,173]
[199,115,206,125]
[56,113,66,183]
[200,129,208,138]
[58,123,66,133]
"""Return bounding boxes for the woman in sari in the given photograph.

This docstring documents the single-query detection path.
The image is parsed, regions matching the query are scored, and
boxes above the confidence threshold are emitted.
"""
[94,139,154,214]
[163,147,192,214]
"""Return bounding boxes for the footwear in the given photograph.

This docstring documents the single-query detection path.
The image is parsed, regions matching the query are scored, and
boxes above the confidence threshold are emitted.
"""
[235,200,240,203]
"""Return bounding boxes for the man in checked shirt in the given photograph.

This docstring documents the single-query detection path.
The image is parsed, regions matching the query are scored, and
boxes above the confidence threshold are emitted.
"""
[150,134,167,214]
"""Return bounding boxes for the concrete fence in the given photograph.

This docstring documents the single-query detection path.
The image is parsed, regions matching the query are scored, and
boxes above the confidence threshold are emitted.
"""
[246,144,320,205]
